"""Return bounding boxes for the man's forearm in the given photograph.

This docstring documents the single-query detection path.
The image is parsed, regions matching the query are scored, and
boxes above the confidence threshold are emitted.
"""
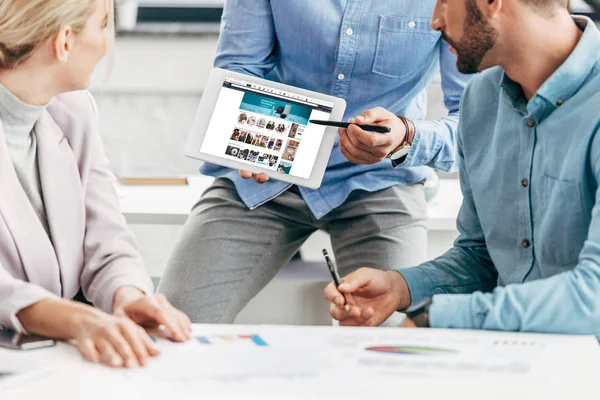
[429,259,600,337]
[394,113,459,172]
[398,246,498,305]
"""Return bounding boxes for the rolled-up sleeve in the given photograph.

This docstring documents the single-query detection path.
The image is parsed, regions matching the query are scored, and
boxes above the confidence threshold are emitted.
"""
[214,0,276,77]
[395,41,472,172]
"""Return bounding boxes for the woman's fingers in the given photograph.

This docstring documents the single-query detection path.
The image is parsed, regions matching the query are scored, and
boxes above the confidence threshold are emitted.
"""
[78,338,99,364]
[139,327,161,357]
[105,324,138,368]
[96,339,123,368]
[175,309,192,337]
[153,295,188,341]
[119,321,151,366]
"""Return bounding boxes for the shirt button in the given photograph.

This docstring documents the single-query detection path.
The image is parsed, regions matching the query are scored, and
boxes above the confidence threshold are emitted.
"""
[556,98,564,106]
[345,28,354,36]
[527,119,536,128]
[408,21,416,28]
[521,178,529,187]
[522,239,531,248]
[337,73,345,80]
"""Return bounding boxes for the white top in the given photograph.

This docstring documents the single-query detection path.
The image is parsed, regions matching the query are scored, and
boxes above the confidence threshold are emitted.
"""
[0,83,50,237]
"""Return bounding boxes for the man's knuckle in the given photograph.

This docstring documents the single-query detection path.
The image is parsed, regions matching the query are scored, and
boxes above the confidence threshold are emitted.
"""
[376,150,388,159]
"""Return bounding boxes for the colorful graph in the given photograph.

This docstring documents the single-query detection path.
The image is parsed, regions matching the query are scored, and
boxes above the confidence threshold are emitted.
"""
[365,346,457,355]
[196,334,269,347]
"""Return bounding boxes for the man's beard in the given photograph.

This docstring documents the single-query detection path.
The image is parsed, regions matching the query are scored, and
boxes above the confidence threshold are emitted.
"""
[443,0,498,74]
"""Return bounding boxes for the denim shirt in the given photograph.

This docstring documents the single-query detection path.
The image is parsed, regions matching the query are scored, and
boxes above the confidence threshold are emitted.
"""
[400,17,600,337]
[200,0,470,218]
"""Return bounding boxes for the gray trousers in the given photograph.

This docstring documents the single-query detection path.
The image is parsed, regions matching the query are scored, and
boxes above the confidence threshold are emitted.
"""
[157,179,427,323]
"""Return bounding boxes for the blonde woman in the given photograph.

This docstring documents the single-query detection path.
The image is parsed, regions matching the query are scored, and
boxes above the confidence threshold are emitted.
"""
[0,0,191,368]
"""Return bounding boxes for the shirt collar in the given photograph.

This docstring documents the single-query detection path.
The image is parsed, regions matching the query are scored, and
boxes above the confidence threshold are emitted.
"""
[535,17,600,107]
[500,16,600,116]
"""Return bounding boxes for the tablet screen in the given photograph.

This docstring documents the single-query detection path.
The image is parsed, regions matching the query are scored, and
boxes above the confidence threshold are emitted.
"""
[201,77,334,179]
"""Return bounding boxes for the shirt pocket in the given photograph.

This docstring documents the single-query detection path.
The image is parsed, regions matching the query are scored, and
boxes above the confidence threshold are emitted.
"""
[537,175,587,267]
[372,15,441,79]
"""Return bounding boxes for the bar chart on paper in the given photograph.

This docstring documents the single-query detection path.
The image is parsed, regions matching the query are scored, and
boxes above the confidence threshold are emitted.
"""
[195,334,268,347]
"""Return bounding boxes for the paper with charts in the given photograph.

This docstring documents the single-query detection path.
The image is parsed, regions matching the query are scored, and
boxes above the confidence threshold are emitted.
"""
[122,324,599,397]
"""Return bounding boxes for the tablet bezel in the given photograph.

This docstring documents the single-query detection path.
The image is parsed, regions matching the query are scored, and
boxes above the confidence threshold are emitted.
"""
[185,68,347,189]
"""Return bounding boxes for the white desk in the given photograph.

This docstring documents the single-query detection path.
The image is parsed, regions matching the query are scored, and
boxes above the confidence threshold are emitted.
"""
[1,325,599,400]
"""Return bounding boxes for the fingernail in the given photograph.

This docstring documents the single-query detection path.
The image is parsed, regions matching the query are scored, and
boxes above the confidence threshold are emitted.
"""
[112,356,122,367]
[338,283,350,291]
[344,304,350,312]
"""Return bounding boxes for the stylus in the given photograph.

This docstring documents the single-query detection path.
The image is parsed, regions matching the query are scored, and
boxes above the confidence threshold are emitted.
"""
[309,120,392,133]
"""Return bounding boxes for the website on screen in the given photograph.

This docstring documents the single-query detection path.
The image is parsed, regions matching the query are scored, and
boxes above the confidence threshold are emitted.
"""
[201,78,334,179]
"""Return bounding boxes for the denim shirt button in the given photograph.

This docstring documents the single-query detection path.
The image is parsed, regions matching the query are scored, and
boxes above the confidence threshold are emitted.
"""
[527,119,536,128]
[408,21,416,28]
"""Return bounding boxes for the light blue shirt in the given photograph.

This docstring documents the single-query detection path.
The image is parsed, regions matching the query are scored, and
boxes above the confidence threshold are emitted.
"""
[400,17,600,338]
[200,0,470,218]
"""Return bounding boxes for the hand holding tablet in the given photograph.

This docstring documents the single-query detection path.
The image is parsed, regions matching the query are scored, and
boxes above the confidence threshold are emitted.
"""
[185,68,346,189]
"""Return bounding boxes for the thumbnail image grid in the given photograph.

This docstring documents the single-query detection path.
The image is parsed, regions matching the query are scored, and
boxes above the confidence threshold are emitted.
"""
[224,110,306,174]
[229,128,285,152]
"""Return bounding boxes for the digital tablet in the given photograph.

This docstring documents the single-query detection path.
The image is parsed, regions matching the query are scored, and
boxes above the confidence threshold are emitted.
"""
[185,68,346,189]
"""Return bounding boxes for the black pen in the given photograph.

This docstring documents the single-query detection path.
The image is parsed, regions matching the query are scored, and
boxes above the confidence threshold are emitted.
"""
[323,249,349,311]
[309,119,391,133]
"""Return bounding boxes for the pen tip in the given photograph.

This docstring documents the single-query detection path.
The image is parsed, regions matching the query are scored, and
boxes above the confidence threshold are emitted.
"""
[322,249,328,255]
[344,305,350,312]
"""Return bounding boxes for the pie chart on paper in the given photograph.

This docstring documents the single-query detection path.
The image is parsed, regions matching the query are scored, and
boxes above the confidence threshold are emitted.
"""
[365,346,457,355]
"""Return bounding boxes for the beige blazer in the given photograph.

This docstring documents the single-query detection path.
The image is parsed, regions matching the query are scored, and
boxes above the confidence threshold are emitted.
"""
[0,91,153,333]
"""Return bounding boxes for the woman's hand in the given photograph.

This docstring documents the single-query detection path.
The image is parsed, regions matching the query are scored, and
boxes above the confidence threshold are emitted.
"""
[113,288,192,342]
[17,298,160,368]
[70,309,161,368]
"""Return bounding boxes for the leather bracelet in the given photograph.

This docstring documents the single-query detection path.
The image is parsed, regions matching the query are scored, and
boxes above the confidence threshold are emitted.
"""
[387,116,416,157]
[399,116,416,145]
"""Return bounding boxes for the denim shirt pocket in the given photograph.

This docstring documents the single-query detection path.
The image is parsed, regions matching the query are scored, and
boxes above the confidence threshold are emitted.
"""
[372,15,441,79]
[537,175,587,267]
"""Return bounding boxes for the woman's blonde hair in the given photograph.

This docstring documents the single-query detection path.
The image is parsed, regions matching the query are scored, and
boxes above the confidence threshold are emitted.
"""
[0,0,113,69]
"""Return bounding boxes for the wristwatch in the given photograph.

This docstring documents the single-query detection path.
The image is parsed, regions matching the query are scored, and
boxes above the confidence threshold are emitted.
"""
[387,116,416,162]
[403,297,432,328]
